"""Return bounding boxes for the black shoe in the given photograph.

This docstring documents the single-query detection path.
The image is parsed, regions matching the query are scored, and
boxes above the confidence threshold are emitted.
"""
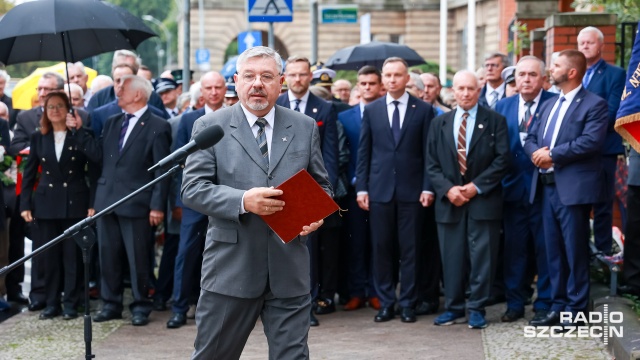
[415,301,439,316]
[93,310,122,322]
[618,284,640,297]
[28,301,46,312]
[400,307,416,323]
[529,310,560,326]
[314,298,336,315]
[485,294,506,306]
[167,312,187,328]
[131,312,149,326]
[7,292,29,305]
[374,307,395,322]
[63,311,78,320]
[310,311,319,327]
[501,309,524,322]
[153,297,167,311]
[39,306,61,319]
[530,309,548,324]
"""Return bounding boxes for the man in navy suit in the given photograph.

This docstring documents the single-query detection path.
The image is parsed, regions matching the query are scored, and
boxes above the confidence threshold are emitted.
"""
[524,50,608,327]
[577,26,627,254]
[428,70,510,329]
[621,149,640,296]
[277,56,338,326]
[478,53,510,109]
[166,71,227,329]
[356,57,436,323]
[495,56,556,323]
[338,65,383,311]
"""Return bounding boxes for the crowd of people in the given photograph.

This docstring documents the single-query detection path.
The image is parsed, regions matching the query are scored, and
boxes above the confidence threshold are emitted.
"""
[0,24,637,357]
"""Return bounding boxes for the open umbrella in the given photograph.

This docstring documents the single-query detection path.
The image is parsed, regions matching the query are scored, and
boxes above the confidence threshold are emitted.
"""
[12,62,99,110]
[325,41,426,70]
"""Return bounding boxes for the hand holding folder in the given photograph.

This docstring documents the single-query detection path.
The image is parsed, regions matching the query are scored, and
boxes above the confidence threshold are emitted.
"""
[260,169,339,243]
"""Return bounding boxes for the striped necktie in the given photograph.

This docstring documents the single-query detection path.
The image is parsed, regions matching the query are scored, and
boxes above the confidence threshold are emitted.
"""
[119,113,134,153]
[293,99,301,112]
[255,117,268,165]
[457,112,469,176]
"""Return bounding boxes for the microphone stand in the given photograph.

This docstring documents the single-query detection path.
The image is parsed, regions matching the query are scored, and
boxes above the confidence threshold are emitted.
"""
[0,163,182,360]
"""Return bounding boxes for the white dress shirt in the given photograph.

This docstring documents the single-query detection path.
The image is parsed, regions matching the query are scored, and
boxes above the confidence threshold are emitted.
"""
[287,90,310,114]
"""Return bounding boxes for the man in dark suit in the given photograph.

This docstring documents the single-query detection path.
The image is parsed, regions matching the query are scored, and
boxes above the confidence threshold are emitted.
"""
[182,46,330,359]
[478,53,510,109]
[92,75,171,326]
[338,65,383,311]
[495,56,557,323]
[524,50,608,327]
[428,70,510,329]
[577,26,627,254]
[166,71,227,329]
[621,149,640,296]
[277,56,338,325]
[356,57,436,324]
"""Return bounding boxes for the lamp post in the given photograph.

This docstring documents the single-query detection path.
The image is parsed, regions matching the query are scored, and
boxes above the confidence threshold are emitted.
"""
[142,15,172,70]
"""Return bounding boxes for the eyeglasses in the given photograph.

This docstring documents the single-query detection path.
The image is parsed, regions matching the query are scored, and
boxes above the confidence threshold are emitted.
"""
[36,87,57,93]
[239,73,279,85]
[285,73,310,79]
[484,63,501,69]
[46,104,66,110]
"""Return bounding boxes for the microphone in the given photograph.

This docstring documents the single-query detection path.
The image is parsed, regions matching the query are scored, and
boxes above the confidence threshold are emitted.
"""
[148,124,224,172]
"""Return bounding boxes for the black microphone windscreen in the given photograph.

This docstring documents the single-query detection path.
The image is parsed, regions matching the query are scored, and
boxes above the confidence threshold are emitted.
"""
[193,125,224,150]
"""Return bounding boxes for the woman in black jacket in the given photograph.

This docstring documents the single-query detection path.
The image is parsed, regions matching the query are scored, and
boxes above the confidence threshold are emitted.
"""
[20,92,101,320]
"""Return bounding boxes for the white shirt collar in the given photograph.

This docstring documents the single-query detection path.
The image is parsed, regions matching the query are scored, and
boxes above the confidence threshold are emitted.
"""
[288,90,310,104]
[559,85,582,103]
[240,104,276,129]
[385,92,409,106]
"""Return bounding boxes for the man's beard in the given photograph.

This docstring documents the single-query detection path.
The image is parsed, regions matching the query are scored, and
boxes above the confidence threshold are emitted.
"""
[550,72,567,86]
[245,89,269,111]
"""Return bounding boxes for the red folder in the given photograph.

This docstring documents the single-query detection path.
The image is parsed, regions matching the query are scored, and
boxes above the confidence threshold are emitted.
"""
[260,169,339,243]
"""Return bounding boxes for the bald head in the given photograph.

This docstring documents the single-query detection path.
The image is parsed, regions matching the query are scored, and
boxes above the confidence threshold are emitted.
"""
[200,71,227,110]
[452,70,480,111]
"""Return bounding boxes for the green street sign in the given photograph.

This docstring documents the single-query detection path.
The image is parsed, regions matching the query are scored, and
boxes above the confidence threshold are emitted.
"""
[320,5,358,24]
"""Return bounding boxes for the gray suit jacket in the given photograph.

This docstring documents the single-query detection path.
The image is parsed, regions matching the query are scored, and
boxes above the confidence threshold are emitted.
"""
[181,104,331,299]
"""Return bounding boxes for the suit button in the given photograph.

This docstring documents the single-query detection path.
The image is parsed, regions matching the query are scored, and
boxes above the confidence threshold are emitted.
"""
[63,183,67,187]
[49,184,53,188]
[46,171,50,175]
[268,175,274,180]
[69,170,73,174]
[71,157,76,161]
[42,158,46,162]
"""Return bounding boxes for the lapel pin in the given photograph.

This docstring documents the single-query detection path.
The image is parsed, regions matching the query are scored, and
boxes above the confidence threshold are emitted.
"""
[140,122,145,126]
[478,124,484,129]
[412,104,416,108]
[282,137,287,142]
[68,146,72,150]
[312,108,318,113]
[576,98,581,103]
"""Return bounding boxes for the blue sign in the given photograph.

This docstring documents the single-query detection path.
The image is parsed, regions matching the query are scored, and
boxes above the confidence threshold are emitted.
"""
[248,0,293,23]
[195,48,210,65]
[238,31,263,54]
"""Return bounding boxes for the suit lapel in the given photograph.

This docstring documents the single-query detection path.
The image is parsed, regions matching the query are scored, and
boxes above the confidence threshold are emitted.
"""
[42,132,64,179]
[57,131,73,170]
[442,111,456,157]
[229,106,269,174]
[396,96,416,147]
[468,108,488,154]
[120,110,149,157]
[305,93,319,118]
[555,89,585,143]
[268,107,294,174]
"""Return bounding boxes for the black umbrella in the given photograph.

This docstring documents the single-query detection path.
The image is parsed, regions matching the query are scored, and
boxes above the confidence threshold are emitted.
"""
[325,41,426,70]
[0,0,156,65]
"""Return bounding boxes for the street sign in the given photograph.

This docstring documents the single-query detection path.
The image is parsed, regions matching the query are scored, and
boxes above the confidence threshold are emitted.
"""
[320,5,358,24]
[238,31,263,54]
[248,0,293,23]
[195,48,211,71]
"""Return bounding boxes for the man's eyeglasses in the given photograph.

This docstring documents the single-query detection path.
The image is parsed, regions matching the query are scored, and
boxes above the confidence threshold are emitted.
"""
[46,104,66,110]
[36,87,57,93]
[484,63,501,69]
[238,73,279,85]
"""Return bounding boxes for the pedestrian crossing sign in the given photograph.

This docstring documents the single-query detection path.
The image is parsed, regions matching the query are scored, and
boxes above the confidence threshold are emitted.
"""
[248,0,293,23]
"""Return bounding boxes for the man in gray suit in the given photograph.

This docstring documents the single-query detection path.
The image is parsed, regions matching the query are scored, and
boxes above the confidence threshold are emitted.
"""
[181,46,331,359]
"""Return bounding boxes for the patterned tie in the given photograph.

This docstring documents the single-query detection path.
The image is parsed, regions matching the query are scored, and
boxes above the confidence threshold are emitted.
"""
[520,101,534,132]
[391,100,401,144]
[489,90,499,109]
[542,97,566,148]
[457,112,469,176]
[119,113,134,153]
[293,99,301,112]
[255,118,269,165]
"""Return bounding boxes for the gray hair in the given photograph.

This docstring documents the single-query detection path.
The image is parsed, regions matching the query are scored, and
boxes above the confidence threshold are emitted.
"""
[189,81,202,106]
[121,75,152,101]
[237,46,284,75]
[0,70,9,82]
[409,72,425,91]
[64,83,84,97]
[42,72,65,89]
[112,49,141,73]
[578,26,604,43]
[309,86,332,101]
[516,55,546,75]
[90,75,113,93]
[66,62,86,75]
[177,93,191,111]
[484,52,510,67]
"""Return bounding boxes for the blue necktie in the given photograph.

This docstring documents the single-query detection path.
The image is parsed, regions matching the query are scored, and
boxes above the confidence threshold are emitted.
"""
[542,97,566,148]
[119,113,134,153]
[255,118,269,165]
[293,99,301,112]
[391,100,400,144]
[582,67,595,88]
